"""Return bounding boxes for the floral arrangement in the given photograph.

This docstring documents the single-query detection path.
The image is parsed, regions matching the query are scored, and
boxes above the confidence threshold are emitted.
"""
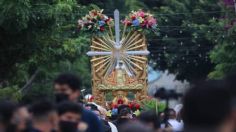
[77,9,157,35]
[122,10,158,33]
[141,97,166,113]
[128,101,141,111]
[77,9,113,33]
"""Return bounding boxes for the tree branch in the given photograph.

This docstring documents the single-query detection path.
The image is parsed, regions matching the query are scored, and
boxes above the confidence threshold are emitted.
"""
[20,69,40,94]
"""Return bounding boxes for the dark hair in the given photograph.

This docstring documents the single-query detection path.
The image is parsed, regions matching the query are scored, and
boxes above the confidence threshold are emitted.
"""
[182,80,231,128]
[57,101,83,116]
[120,121,154,132]
[30,100,56,119]
[139,111,160,129]
[54,73,81,91]
[167,108,176,119]
[224,72,236,97]
[117,105,130,114]
[0,101,17,124]
[224,72,236,109]
[85,103,99,111]
[118,107,131,118]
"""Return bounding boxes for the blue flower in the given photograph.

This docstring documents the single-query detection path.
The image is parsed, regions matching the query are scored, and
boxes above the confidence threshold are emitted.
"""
[112,108,118,115]
[98,20,105,26]
[132,19,140,26]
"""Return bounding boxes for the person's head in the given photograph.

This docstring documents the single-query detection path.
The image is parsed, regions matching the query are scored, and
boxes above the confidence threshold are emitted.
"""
[85,103,98,111]
[224,72,236,131]
[168,108,176,119]
[85,104,101,118]
[54,73,82,103]
[30,100,58,132]
[158,112,165,123]
[13,105,30,132]
[183,80,234,131]
[118,107,132,120]
[139,111,160,130]
[224,72,236,99]
[0,101,17,132]
[117,105,130,115]
[120,121,154,132]
[57,101,83,132]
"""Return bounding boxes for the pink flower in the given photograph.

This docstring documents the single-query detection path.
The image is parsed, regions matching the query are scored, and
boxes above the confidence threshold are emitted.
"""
[141,20,148,27]
[122,19,132,26]
[137,10,145,18]
[147,17,157,26]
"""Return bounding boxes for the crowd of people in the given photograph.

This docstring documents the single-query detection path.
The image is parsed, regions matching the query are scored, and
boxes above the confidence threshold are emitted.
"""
[1,72,236,132]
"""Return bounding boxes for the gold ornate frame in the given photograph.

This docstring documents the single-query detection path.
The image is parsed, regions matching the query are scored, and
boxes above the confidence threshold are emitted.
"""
[89,31,148,106]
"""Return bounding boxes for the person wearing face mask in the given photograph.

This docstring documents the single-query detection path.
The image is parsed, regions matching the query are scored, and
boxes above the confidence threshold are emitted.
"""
[86,103,118,132]
[113,106,133,131]
[53,73,103,132]
[57,101,83,132]
[29,100,58,132]
[87,104,112,132]
[12,104,31,132]
[0,101,18,132]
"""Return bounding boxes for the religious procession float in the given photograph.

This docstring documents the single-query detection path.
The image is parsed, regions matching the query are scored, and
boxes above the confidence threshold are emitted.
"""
[77,9,163,113]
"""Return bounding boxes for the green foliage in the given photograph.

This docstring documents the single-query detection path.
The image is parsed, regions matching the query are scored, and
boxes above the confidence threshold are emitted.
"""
[0,86,22,101]
[0,0,31,31]
[207,4,236,79]
[1,0,235,101]
[0,0,92,100]
[146,0,220,81]
[141,98,166,113]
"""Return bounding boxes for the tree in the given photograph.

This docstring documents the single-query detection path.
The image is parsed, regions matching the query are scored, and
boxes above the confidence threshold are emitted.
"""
[0,0,93,100]
[144,0,220,82]
[81,0,221,81]
[207,0,236,79]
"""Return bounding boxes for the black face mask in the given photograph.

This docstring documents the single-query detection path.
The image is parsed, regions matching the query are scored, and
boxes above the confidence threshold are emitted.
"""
[59,121,78,132]
[50,129,57,132]
[6,124,17,132]
[55,93,69,103]
[19,120,32,132]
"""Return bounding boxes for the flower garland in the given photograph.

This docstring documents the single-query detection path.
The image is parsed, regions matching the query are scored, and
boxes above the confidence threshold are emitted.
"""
[77,9,158,35]
[122,10,158,33]
[77,9,113,34]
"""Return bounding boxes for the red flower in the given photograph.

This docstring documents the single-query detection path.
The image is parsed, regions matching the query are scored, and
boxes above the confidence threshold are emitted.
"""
[118,99,124,104]
[105,18,110,23]
[93,12,97,16]
[100,26,105,31]
[128,104,132,108]
[112,104,118,108]
[127,21,132,26]
[131,16,136,20]
[135,104,140,109]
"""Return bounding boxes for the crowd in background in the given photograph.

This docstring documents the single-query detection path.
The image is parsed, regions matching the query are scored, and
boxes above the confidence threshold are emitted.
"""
[1,73,236,132]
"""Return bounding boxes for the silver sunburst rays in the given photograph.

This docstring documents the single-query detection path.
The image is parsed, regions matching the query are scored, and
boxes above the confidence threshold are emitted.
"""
[87,9,149,77]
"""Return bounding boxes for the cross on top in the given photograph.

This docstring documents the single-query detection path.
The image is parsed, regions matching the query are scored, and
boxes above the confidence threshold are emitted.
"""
[87,9,150,77]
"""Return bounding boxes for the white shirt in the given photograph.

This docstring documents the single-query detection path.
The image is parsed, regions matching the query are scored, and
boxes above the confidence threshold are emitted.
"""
[108,122,118,132]
[168,119,184,131]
